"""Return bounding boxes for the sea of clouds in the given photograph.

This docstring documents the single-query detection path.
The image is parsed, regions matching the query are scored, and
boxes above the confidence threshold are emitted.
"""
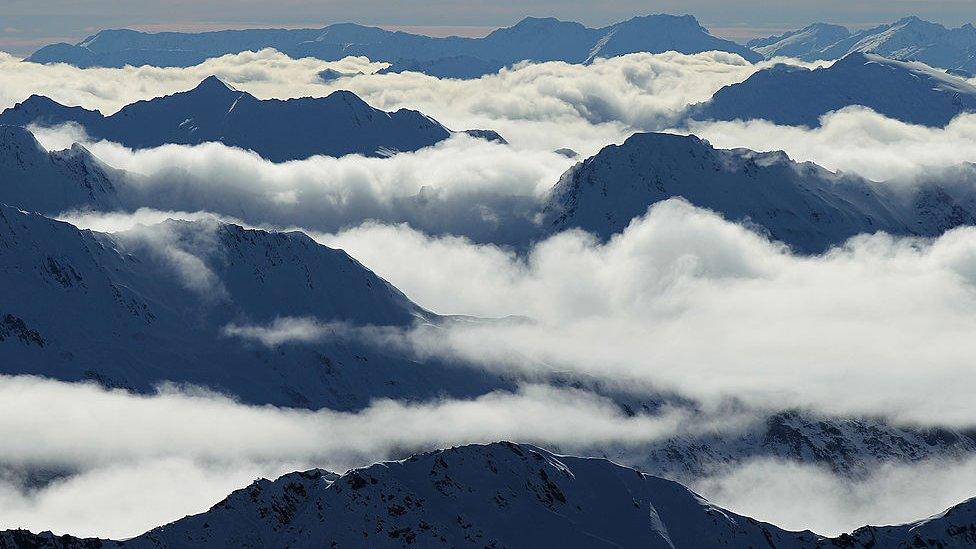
[5,47,976,539]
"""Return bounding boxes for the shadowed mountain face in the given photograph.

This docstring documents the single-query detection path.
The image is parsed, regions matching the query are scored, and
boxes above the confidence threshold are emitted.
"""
[0,204,513,409]
[25,14,761,76]
[691,52,976,128]
[749,16,976,75]
[543,132,976,254]
[0,125,121,214]
[0,76,489,162]
[4,442,976,549]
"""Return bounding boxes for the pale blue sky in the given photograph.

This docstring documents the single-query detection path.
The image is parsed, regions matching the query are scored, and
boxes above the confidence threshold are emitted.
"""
[2,0,974,55]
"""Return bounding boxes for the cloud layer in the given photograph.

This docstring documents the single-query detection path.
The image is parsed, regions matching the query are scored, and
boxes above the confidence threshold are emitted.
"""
[311,200,976,427]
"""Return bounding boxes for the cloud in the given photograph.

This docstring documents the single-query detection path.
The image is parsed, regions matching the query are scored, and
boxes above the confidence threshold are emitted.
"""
[0,375,708,538]
[307,199,976,427]
[3,50,826,153]
[43,133,569,244]
[693,457,976,536]
[684,107,976,181]
[109,216,229,299]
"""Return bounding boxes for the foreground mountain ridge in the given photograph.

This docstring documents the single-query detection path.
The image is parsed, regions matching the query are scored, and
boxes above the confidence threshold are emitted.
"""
[0,76,501,161]
[24,14,761,76]
[3,442,976,548]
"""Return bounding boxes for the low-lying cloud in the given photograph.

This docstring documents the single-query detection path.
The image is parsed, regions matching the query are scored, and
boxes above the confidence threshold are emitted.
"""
[311,199,976,427]
[2,49,826,151]
[686,108,976,181]
[694,457,976,536]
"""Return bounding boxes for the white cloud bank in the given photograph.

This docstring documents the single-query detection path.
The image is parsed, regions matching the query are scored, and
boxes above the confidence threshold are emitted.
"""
[695,457,976,537]
[2,49,827,152]
[310,199,976,428]
[686,108,976,181]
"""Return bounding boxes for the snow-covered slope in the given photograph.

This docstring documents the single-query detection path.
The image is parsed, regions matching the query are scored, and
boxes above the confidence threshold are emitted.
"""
[0,76,488,161]
[750,16,976,74]
[747,23,852,60]
[640,411,976,480]
[0,125,121,213]
[692,52,976,127]
[542,132,976,253]
[0,205,508,408]
[25,15,761,76]
[5,442,976,548]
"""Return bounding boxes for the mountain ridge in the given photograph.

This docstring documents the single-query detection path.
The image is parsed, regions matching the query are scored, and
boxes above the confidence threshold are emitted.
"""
[0,76,499,161]
[542,131,976,253]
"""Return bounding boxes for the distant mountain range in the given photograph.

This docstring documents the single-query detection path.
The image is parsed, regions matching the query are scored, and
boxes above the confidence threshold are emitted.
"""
[0,76,501,161]
[543,131,976,253]
[691,52,976,127]
[23,14,762,76]
[21,14,976,80]
[4,442,976,548]
[750,16,976,75]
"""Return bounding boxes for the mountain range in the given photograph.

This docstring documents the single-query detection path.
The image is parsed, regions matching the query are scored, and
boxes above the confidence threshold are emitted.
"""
[750,16,976,75]
[690,52,976,127]
[0,76,500,161]
[22,15,976,80]
[3,442,976,548]
[23,15,762,77]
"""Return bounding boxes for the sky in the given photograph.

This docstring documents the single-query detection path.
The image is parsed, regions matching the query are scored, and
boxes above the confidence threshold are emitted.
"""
[2,0,975,55]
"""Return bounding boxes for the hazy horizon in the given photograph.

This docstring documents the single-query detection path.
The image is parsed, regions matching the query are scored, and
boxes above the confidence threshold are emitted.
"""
[3,0,975,56]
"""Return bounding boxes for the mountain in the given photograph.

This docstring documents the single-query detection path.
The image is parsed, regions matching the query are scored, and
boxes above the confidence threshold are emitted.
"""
[0,76,495,161]
[749,16,976,74]
[0,204,509,409]
[25,15,762,77]
[0,125,121,213]
[542,132,976,253]
[6,442,976,548]
[691,52,976,127]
